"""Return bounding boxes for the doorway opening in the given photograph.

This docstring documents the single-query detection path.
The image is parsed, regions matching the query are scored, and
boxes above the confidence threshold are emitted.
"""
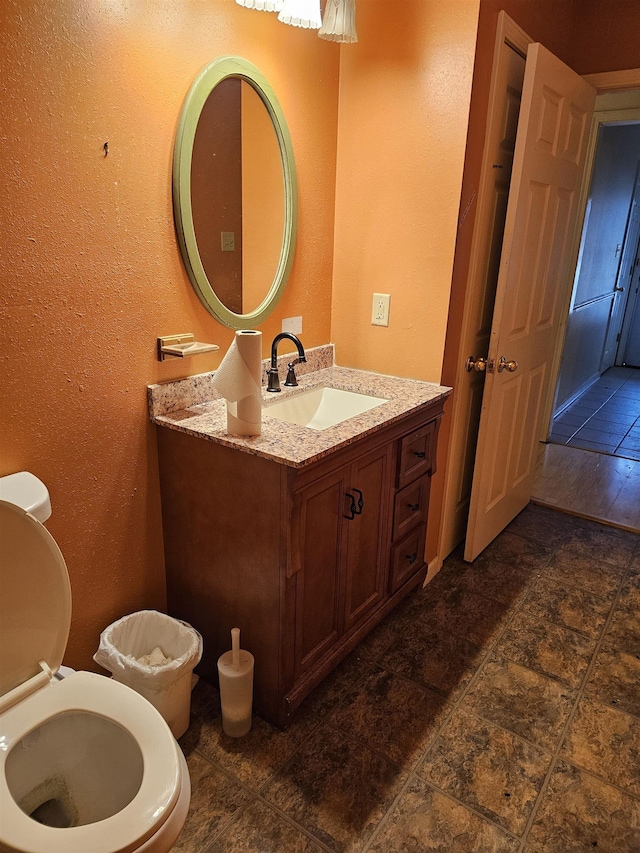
[438,15,640,560]
[548,113,640,463]
[532,96,640,531]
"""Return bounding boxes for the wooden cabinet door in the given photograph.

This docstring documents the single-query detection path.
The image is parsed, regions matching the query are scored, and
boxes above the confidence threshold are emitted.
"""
[342,443,393,633]
[291,467,349,679]
[291,442,393,679]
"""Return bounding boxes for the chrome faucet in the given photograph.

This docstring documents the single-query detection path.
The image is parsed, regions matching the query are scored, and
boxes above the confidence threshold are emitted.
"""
[266,333,306,392]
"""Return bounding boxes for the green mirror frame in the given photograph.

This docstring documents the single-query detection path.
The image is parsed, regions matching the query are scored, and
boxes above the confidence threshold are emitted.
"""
[173,56,298,329]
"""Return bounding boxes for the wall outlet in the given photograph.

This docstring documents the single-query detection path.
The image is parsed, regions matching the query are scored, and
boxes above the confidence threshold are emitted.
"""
[282,316,303,335]
[221,231,235,252]
[371,293,390,326]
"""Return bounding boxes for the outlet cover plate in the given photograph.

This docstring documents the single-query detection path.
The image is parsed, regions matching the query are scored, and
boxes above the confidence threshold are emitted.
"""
[371,293,390,326]
[221,231,235,252]
[282,316,303,335]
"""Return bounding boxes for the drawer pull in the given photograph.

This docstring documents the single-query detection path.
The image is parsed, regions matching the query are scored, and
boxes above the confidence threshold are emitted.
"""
[413,451,426,459]
[408,503,420,512]
[344,494,356,520]
[406,552,418,565]
[344,488,364,520]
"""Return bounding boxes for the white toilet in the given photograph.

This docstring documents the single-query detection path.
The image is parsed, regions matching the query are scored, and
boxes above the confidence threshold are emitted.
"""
[0,475,191,853]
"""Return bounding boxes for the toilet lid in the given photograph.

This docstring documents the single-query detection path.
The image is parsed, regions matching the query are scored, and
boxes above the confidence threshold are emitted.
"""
[0,501,71,697]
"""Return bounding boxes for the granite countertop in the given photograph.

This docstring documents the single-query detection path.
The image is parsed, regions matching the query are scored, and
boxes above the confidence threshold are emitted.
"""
[148,346,451,468]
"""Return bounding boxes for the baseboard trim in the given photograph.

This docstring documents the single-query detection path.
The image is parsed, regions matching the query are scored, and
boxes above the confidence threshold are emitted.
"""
[553,373,600,419]
[423,555,443,587]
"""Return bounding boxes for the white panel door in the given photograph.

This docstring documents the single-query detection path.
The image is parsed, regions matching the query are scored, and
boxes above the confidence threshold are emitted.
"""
[464,43,596,561]
[440,38,526,558]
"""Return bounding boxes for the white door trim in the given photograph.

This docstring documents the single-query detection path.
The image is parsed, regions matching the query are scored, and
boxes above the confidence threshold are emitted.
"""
[583,68,640,91]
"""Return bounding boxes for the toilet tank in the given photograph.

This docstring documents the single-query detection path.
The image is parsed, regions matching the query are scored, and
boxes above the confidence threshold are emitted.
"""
[0,472,51,523]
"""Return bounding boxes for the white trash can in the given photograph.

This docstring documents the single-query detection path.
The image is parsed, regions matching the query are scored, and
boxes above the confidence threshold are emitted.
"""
[94,610,202,738]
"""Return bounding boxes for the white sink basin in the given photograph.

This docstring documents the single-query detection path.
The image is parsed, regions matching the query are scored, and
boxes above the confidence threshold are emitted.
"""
[266,386,389,431]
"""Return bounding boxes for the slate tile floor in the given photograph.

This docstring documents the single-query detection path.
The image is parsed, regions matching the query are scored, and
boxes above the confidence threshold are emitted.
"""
[175,505,640,852]
[549,366,640,460]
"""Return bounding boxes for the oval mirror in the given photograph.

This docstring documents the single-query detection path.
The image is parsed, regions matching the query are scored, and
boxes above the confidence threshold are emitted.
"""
[173,56,297,328]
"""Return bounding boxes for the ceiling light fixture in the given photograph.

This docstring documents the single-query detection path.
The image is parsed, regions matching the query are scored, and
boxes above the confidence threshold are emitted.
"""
[318,0,357,42]
[277,0,322,29]
[235,0,284,11]
[235,0,358,43]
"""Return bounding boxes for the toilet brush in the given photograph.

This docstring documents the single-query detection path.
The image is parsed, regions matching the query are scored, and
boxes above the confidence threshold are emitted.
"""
[217,628,254,737]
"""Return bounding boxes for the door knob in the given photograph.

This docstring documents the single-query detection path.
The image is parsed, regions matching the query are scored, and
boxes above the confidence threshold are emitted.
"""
[498,357,518,373]
[465,356,487,372]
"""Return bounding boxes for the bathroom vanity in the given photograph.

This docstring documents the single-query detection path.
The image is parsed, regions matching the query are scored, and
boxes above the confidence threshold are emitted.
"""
[149,350,449,727]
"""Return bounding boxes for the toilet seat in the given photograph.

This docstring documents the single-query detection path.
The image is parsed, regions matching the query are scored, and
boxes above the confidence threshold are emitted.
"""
[0,501,186,853]
[0,672,183,853]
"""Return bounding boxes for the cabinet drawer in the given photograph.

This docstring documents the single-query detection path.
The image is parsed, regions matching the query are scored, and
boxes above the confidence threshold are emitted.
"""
[392,474,430,542]
[397,421,436,488]
[389,525,426,594]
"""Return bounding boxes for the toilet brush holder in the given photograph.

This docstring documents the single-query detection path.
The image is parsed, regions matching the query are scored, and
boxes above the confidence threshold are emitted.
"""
[217,628,254,737]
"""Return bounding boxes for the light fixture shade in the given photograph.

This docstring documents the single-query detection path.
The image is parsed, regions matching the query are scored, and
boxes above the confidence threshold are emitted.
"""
[278,0,322,29]
[318,0,357,42]
[236,0,284,11]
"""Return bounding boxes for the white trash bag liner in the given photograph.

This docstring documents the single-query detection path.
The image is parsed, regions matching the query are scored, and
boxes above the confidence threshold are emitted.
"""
[94,610,202,738]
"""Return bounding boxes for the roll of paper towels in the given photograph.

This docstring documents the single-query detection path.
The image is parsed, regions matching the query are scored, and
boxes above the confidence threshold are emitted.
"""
[212,330,263,436]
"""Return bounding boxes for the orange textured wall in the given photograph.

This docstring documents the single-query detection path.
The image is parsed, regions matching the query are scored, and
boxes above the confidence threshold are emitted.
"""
[330,0,481,563]
[331,0,481,382]
[1,1,338,670]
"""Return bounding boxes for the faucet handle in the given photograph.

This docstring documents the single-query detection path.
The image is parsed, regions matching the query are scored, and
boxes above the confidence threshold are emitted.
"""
[266,366,281,392]
[284,362,299,387]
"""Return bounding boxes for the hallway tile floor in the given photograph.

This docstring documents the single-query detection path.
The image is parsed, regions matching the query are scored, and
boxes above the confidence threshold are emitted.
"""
[549,366,640,460]
[176,505,640,852]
